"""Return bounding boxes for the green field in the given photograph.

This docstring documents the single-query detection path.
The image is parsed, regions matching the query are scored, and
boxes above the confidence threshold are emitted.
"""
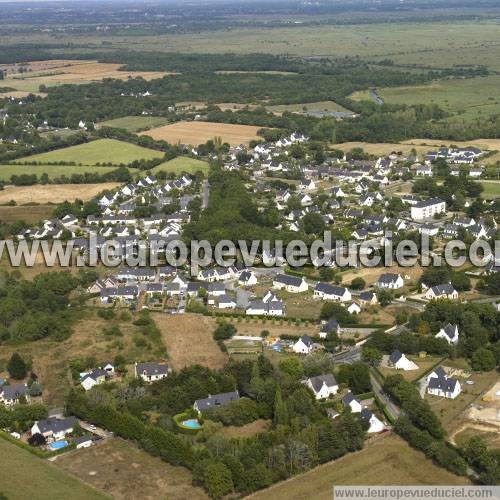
[151,156,209,175]
[13,139,165,166]
[98,115,170,132]
[0,436,109,500]
[480,181,500,199]
[370,75,500,123]
[267,100,351,115]
[0,164,138,181]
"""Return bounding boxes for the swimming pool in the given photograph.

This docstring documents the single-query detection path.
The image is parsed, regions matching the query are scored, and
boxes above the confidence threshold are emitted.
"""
[49,440,69,451]
[181,419,202,429]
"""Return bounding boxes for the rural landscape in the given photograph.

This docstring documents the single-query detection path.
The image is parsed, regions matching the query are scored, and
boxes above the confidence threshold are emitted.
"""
[0,0,499,499]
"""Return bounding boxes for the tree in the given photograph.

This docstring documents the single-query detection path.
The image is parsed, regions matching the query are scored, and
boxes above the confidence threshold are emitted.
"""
[301,212,325,235]
[350,277,366,290]
[203,462,234,499]
[273,387,289,426]
[318,267,334,282]
[278,358,304,380]
[7,353,28,380]
[28,433,46,447]
[471,348,496,372]
[362,346,383,366]
[376,289,393,307]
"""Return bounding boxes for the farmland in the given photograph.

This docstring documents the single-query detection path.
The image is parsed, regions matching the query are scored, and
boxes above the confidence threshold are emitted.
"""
[0,60,170,93]
[151,156,209,175]
[250,434,470,500]
[153,313,228,370]
[0,436,108,500]
[13,139,164,166]
[97,116,171,133]
[0,164,137,181]
[480,181,500,199]
[55,438,207,500]
[363,75,500,123]
[139,121,262,146]
[0,204,53,224]
[267,100,351,115]
[0,183,119,204]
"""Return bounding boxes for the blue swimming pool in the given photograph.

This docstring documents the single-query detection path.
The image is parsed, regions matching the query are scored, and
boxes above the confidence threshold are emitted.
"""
[181,419,202,429]
[49,440,69,451]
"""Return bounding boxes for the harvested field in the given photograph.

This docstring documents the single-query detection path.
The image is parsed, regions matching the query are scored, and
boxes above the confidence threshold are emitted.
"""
[139,121,262,146]
[14,139,164,166]
[0,183,119,204]
[224,316,317,338]
[55,438,207,500]
[250,433,470,500]
[0,203,53,224]
[0,437,107,500]
[332,141,431,157]
[2,60,170,93]
[153,313,228,370]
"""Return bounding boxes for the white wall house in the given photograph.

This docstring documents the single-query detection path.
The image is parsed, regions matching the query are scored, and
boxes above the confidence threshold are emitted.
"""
[292,335,313,354]
[375,273,404,289]
[313,283,351,302]
[273,274,308,293]
[435,323,459,345]
[303,374,338,400]
[425,284,458,300]
[135,362,169,383]
[388,351,419,371]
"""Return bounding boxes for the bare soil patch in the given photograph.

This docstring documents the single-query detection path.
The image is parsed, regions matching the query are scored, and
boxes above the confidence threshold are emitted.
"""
[222,419,271,439]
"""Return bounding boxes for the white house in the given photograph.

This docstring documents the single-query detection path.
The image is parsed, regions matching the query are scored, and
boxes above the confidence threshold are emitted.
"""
[435,323,459,345]
[411,198,446,221]
[135,362,169,383]
[303,374,338,400]
[299,178,316,191]
[427,370,461,399]
[238,270,258,287]
[273,274,308,293]
[292,335,314,354]
[342,391,362,413]
[360,408,385,433]
[425,284,458,300]
[347,302,361,315]
[80,368,107,391]
[313,283,351,302]
[0,383,30,406]
[388,350,419,371]
[375,273,404,289]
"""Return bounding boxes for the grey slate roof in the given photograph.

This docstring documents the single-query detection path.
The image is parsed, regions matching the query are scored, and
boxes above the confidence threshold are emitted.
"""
[315,283,347,296]
[1,383,28,401]
[389,350,403,364]
[428,376,459,392]
[308,374,337,393]
[274,274,303,287]
[430,283,455,296]
[136,362,168,377]
[35,416,77,434]
[195,391,240,412]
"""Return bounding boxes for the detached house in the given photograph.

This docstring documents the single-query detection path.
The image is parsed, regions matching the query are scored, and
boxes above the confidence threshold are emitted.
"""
[80,369,107,391]
[31,416,78,443]
[303,374,338,400]
[273,274,308,293]
[238,270,258,287]
[313,283,351,302]
[194,391,240,414]
[388,350,418,371]
[435,323,459,345]
[375,273,404,290]
[425,284,458,300]
[0,383,30,406]
[342,391,362,413]
[427,369,461,399]
[292,335,314,354]
[360,408,385,433]
[135,362,169,383]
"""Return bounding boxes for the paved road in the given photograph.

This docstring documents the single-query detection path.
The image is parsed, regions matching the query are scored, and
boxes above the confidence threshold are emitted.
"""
[332,346,362,364]
[202,180,210,209]
[370,371,401,421]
